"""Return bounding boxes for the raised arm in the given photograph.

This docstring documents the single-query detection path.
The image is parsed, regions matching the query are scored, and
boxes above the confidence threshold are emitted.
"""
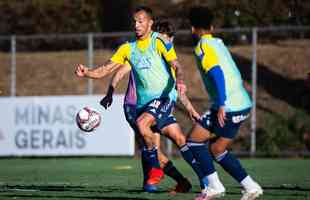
[75,60,122,79]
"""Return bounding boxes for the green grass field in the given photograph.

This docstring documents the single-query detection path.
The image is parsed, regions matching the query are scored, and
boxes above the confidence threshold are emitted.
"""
[0,158,309,200]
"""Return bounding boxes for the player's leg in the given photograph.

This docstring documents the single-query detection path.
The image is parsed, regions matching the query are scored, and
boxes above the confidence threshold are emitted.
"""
[211,137,262,200]
[136,112,158,150]
[136,112,163,186]
[186,123,226,199]
[153,133,169,168]
[211,109,263,200]
[149,99,207,191]
[153,133,192,193]
[161,123,213,192]
[123,104,160,192]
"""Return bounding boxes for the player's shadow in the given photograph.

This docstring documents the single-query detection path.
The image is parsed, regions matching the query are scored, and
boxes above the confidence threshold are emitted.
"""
[232,53,310,113]
[0,184,150,200]
[231,185,310,198]
[0,194,149,200]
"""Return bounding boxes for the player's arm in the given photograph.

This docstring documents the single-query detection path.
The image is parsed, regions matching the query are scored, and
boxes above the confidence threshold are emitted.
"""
[178,92,200,121]
[76,43,129,79]
[75,61,122,79]
[110,64,131,89]
[169,60,187,95]
[201,44,227,127]
[100,64,131,109]
[156,38,187,95]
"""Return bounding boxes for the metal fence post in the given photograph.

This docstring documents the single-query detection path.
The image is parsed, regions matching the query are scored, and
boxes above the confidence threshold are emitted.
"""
[250,28,257,156]
[10,35,16,97]
[87,33,94,95]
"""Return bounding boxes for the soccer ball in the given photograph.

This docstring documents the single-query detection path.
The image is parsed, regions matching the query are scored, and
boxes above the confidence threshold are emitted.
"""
[76,107,101,132]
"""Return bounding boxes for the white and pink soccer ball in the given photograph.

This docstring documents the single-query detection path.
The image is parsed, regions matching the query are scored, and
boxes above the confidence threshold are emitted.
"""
[76,107,101,133]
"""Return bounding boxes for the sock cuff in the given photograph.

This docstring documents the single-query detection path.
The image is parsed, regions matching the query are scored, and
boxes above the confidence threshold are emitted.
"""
[180,144,189,152]
[186,141,206,147]
[143,146,158,152]
[215,150,228,162]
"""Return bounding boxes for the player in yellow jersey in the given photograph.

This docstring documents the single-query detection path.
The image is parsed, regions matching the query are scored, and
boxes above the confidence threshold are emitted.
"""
[100,17,193,194]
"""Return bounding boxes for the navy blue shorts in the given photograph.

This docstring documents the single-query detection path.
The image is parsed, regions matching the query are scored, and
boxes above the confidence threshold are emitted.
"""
[123,104,139,133]
[136,98,177,131]
[198,108,251,139]
[124,104,150,148]
[123,104,165,149]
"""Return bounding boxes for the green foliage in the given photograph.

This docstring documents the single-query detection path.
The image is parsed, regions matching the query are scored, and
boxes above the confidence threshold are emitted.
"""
[0,0,102,35]
[1,0,310,35]
[257,109,310,155]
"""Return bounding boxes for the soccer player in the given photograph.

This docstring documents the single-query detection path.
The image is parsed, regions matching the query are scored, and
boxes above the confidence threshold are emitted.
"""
[75,6,215,193]
[100,18,192,193]
[187,6,263,200]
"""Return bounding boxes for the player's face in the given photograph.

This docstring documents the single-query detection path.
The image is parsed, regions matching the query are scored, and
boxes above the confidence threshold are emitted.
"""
[133,11,153,39]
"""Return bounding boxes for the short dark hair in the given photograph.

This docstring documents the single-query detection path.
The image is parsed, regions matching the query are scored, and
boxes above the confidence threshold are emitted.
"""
[134,6,154,20]
[188,6,214,30]
[153,18,175,38]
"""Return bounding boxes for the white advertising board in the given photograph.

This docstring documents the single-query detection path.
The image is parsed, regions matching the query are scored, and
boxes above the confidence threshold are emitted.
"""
[0,95,134,156]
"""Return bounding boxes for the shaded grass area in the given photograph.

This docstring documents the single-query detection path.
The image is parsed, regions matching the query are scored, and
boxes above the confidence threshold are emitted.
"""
[0,158,309,200]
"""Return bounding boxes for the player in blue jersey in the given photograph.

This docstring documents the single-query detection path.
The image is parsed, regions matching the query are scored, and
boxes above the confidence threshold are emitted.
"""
[76,6,216,194]
[187,6,263,200]
[100,18,193,194]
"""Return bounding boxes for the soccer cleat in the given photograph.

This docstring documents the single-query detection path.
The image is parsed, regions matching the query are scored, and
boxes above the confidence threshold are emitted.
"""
[194,187,225,200]
[240,185,263,200]
[146,168,164,185]
[143,184,158,193]
[169,178,192,194]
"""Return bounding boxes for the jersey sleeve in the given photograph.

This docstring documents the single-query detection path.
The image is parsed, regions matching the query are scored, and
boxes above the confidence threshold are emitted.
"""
[110,43,130,64]
[155,38,177,62]
[200,43,220,73]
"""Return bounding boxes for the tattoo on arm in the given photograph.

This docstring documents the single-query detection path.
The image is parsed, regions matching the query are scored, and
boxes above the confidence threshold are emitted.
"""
[87,60,121,79]
[170,60,185,83]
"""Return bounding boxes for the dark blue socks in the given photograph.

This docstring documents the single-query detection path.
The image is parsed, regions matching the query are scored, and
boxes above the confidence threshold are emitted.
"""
[187,141,216,176]
[142,147,161,169]
[215,150,248,183]
[180,144,207,189]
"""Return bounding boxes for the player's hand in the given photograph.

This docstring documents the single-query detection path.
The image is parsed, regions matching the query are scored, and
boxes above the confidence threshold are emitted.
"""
[100,94,113,109]
[176,81,187,95]
[100,85,114,109]
[188,107,201,122]
[217,106,226,127]
[75,64,88,77]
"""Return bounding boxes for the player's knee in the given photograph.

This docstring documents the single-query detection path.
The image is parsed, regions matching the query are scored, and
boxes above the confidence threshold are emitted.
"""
[136,118,148,132]
[175,134,186,147]
[211,143,226,156]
